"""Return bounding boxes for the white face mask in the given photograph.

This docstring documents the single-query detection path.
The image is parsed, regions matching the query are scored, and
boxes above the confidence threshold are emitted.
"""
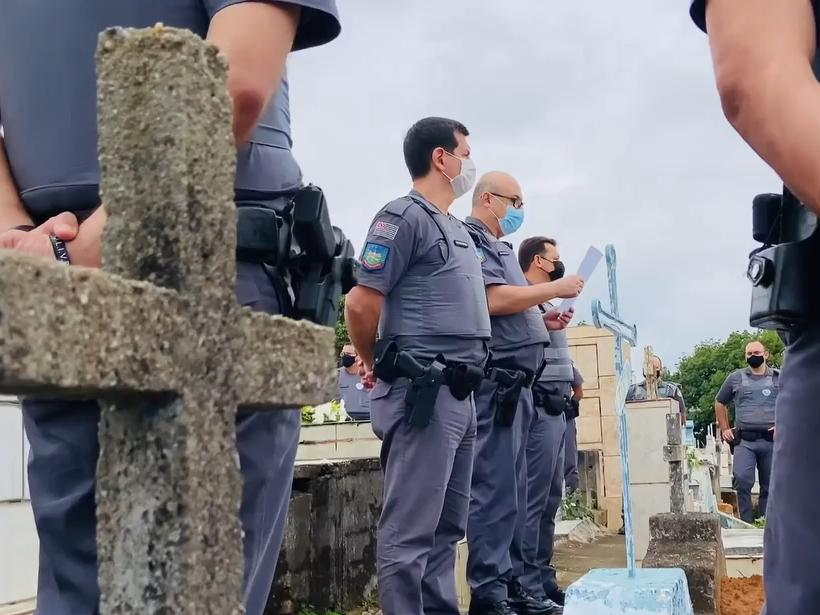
[443,151,476,198]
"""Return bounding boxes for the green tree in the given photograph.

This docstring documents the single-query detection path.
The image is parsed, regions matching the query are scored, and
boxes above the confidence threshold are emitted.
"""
[667,330,784,437]
[335,296,348,356]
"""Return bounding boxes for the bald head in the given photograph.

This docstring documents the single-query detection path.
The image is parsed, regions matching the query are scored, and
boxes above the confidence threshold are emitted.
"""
[645,355,663,378]
[471,171,522,210]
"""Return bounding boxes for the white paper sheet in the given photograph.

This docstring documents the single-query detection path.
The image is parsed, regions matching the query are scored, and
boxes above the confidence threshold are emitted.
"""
[558,246,603,314]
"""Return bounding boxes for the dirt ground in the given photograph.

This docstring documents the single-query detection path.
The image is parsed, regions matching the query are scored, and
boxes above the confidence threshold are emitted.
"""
[721,576,765,615]
[552,533,627,588]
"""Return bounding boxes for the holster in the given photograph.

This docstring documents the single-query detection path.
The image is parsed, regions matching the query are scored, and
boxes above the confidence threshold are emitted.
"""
[403,358,446,428]
[565,398,580,420]
[234,186,358,327]
[485,363,531,427]
[446,363,485,401]
[533,388,569,417]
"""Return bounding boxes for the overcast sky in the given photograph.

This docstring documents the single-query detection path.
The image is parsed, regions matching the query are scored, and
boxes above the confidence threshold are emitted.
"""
[287,1,780,373]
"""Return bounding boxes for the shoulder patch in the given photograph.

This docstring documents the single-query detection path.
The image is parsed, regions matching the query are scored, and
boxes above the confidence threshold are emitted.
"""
[361,242,390,271]
[372,219,400,241]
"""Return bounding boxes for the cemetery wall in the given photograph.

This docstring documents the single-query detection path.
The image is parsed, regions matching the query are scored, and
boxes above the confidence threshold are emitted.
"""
[268,459,382,614]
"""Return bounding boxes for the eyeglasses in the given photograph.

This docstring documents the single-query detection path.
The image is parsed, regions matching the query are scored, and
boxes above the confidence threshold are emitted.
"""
[489,192,524,209]
[537,254,558,264]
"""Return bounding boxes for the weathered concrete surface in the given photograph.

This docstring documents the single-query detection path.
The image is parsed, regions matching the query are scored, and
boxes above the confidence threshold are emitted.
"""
[554,519,605,549]
[644,513,726,615]
[269,459,382,614]
[564,568,694,615]
[0,25,335,615]
[554,533,627,589]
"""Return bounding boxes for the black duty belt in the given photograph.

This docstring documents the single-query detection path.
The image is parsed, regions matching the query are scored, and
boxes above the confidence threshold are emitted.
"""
[373,341,485,429]
[737,428,774,442]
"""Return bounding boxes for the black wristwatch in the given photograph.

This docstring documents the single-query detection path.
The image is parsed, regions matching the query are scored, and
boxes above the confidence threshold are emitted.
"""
[6,224,71,264]
[49,235,72,265]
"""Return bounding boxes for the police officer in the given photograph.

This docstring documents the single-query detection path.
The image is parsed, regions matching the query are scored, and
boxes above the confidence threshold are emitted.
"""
[564,364,584,494]
[715,341,778,523]
[626,355,687,423]
[0,4,340,615]
[337,343,371,421]
[464,175,583,615]
[691,2,820,612]
[514,235,577,608]
[344,117,491,615]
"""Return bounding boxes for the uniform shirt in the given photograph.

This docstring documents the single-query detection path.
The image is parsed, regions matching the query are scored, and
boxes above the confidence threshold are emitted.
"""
[627,379,687,419]
[715,368,779,406]
[336,368,370,419]
[466,216,549,371]
[356,191,489,365]
[572,365,584,388]
[0,0,340,219]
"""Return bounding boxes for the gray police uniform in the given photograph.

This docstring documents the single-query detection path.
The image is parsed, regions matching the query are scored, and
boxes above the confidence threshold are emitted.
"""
[563,365,583,492]
[514,303,570,600]
[337,368,371,421]
[690,4,818,612]
[464,217,551,604]
[716,368,778,523]
[0,4,340,615]
[356,192,490,615]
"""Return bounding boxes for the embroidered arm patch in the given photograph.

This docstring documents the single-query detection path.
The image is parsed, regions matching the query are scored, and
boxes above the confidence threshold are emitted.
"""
[361,242,390,271]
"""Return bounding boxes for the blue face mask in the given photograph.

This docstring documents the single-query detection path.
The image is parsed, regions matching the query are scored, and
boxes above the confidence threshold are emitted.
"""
[488,194,525,236]
[500,206,524,236]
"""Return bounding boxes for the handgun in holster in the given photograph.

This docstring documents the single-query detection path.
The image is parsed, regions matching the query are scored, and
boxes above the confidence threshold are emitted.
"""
[373,340,446,429]
[235,184,358,327]
[485,364,527,427]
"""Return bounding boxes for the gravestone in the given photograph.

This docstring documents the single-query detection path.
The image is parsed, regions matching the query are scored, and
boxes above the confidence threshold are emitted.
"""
[665,413,686,515]
[644,514,726,615]
[0,26,335,615]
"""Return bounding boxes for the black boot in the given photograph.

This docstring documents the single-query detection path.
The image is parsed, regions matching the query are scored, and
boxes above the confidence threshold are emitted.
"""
[468,598,519,615]
[507,580,563,615]
[545,587,565,607]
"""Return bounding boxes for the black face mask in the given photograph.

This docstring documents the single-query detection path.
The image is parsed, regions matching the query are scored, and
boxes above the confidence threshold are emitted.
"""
[549,260,566,281]
[747,355,765,369]
[341,354,356,368]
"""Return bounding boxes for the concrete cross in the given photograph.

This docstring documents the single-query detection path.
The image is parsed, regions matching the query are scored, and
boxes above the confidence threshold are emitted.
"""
[591,244,639,577]
[0,27,334,615]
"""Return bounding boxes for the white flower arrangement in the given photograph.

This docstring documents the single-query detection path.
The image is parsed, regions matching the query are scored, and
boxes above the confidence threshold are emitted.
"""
[300,399,350,425]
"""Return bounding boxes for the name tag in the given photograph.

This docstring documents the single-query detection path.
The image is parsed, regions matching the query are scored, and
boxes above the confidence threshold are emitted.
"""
[454,239,469,248]
[499,250,511,256]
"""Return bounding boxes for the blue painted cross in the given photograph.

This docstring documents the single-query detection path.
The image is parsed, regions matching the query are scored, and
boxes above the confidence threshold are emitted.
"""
[591,244,639,577]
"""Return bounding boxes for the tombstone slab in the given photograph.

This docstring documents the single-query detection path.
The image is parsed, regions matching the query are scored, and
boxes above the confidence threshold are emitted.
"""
[564,568,694,615]
[644,513,726,615]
